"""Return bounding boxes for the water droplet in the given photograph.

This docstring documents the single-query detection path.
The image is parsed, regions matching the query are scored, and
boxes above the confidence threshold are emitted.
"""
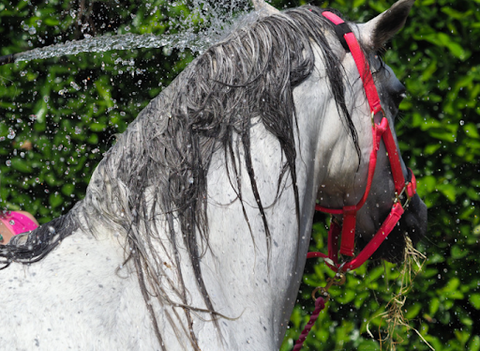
[7,128,16,140]
[70,81,81,91]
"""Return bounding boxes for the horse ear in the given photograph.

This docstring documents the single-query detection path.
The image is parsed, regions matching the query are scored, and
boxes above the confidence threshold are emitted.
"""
[360,0,415,50]
[252,0,280,16]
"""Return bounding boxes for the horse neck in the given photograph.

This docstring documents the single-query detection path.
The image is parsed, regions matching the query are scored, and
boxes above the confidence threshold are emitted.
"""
[191,121,314,349]
[183,70,341,349]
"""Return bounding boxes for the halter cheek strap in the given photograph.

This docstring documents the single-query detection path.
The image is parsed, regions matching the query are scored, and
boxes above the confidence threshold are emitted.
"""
[312,11,418,271]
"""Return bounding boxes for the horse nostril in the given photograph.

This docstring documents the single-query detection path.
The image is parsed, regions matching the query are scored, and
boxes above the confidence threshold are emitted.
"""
[392,90,406,108]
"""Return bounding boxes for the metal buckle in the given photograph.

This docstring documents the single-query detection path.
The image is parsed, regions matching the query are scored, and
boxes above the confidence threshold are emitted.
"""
[312,271,346,302]
[394,184,411,209]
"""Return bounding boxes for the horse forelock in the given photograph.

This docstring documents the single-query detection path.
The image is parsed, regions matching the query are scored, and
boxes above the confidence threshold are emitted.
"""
[0,6,363,349]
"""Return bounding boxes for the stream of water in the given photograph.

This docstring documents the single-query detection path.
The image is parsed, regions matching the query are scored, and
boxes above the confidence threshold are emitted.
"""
[14,33,205,62]
[12,0,252,64]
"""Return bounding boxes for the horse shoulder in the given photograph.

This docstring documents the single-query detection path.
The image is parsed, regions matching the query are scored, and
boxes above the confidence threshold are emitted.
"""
[0,229,158,350]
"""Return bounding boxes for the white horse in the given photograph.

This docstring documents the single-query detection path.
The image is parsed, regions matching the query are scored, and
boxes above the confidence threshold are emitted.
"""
[0,1,426,350]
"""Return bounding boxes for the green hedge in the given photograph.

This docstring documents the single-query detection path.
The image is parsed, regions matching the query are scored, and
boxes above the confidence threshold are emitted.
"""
[1,1,478,350]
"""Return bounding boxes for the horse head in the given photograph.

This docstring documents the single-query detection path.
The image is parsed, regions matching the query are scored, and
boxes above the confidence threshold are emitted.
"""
[313,0,427,264]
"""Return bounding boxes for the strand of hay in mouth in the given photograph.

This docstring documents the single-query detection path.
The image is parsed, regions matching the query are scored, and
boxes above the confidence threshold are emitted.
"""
[367,236,434,351]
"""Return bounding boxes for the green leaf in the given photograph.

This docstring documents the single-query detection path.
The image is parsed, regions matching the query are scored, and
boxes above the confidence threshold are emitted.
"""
[49,193,63,209]
[419,175,437,193]
[61,184,75,196]
[405,303,422,319]
[464,123,480,139]
[451,244,468,259]
[90,123,107,132]
[44,17,60,26]
[441,7,473,20]
[469,294,480,310]
[470,335,480,351]
[441,277,460,293]
[436,183,457,202]
[436,33,464,58]
[424,143,440,155]
[455,329,470,345]
[353,0,366,7]
[11,158,33,173]
[94,76,114,109]
[336,289,356,304]
[429,298,440,315]
[357,339,379,351]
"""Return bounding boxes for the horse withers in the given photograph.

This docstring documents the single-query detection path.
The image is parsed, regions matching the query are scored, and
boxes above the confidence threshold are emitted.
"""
[0,0,426,350]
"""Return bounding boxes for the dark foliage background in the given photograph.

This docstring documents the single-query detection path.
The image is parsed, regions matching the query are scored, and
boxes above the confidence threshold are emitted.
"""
[0,0,478,350]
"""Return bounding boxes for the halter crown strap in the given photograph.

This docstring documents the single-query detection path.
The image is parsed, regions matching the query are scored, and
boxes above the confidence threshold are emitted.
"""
[322,11,382,114]
[321,11,351,51]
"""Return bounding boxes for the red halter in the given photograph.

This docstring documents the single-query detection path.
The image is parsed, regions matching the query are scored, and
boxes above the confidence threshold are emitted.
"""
[309,11,418,272]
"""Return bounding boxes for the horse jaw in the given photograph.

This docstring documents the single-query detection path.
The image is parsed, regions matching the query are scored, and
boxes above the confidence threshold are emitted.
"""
[359,0,415,50]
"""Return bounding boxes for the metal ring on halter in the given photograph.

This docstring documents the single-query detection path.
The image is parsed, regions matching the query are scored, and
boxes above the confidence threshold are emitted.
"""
[394,187,406,204]
[311,286,331,302]
[311,272,347,301]
[370,109,386,125]
[394,183,413,209]
[332,272,346,286]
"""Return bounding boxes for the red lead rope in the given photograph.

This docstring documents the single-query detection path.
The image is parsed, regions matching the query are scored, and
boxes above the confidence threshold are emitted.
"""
[294,10,419,350]
[292,297,326,351]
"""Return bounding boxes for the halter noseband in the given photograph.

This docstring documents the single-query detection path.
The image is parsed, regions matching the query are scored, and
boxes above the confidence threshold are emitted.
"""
[310,11,418,272]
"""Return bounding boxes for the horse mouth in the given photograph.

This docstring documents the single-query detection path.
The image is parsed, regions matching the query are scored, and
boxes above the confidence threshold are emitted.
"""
[358,194,428,263]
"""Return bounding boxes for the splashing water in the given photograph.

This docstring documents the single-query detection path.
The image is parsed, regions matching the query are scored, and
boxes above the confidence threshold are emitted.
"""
[14,33,203,63]
[12,0,253,64]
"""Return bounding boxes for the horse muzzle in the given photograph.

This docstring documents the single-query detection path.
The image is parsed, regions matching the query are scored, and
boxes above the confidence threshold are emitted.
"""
[361,193,427,263]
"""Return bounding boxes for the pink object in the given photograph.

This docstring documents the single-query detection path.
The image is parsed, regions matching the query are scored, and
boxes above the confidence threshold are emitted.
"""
[0,211,38,235]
